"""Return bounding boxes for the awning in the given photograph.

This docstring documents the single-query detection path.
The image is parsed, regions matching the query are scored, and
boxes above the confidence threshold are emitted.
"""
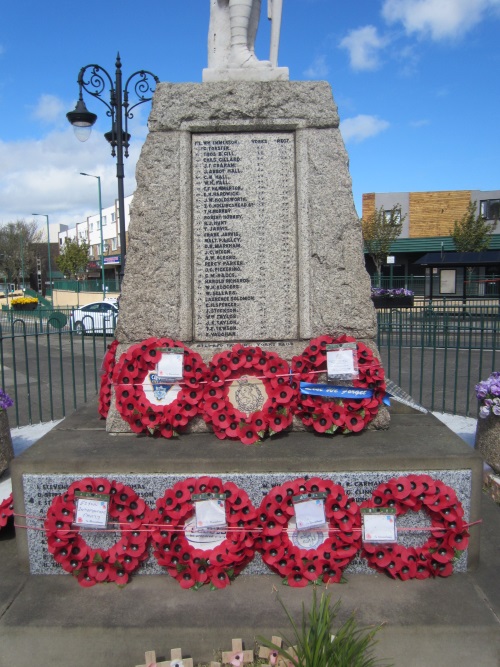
[414,251,500,267]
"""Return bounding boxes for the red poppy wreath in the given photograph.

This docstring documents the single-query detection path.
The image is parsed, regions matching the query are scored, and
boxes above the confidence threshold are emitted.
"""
[0,493,14,530]
[44,477,150,587]
[150,476,257,590]
[257,477,361,587]
[112,337,208,438]
[360,474,469,580]
[98,339,119,419]
[200,344,298,444]
[292,335,386,434]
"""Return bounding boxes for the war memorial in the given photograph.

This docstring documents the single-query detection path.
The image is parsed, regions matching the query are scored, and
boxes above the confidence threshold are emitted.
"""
[4,2,491,665]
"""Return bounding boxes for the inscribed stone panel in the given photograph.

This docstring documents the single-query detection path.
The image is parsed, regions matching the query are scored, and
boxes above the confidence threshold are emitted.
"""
[192,132,298,341]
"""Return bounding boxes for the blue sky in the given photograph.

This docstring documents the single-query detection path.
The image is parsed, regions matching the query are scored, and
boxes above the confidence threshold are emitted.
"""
[1,0,499,229]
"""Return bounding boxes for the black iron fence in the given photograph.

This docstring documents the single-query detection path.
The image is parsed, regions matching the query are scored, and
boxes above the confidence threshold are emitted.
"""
[1,303,498,427]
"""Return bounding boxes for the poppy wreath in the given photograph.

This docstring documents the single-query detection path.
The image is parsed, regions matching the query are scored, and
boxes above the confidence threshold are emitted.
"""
[360,474,469,580]
[150,476,257,590]
[256,477,361,587]
[98,339,119,419]
[0,493,14,530]
[200,344,298,444]
[112,337,208,438]
[44,477,151,587]
[292,334,386,434]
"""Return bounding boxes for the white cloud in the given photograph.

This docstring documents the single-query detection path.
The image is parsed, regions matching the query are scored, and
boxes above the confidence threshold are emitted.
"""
[339,26,388,71]
[340,114,390,143]
[32,94,66,124]
[382,0,500,40]
[410,118,430,127]
[0,126,143,228]
[303,55,329,79]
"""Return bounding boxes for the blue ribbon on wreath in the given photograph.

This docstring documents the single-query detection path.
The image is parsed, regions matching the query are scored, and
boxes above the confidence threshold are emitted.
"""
[300,382,391,406]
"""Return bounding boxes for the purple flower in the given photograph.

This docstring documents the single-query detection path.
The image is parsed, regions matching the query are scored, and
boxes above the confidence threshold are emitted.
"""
[0,389,13,411]
[476,372,500,417]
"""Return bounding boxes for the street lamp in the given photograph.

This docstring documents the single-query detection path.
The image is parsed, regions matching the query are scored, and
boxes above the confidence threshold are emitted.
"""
[80,172,105,300]
[32,213,52,297]
[66,53,159,284]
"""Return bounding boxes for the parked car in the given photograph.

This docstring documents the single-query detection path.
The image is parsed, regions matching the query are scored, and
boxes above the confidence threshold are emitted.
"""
[70,301,118,335]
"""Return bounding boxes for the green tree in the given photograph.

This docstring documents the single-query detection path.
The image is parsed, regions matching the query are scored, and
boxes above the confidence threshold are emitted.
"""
[361,205,405,285]
[56,238,91,280]
[0,220,43,284]
[451,201,495,252]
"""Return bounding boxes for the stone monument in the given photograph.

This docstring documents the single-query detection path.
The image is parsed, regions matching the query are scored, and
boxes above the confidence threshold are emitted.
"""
[108,0,388,433]
[204,0,288,81]
[12,2,482,597]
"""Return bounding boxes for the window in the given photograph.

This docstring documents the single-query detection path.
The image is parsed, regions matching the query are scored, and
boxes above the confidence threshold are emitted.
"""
[383,209,402,225]
[89,222,93,232]
[480,199,500,220]
[102,215,107,226]
[110,212,115,223]
[111,237,117,251]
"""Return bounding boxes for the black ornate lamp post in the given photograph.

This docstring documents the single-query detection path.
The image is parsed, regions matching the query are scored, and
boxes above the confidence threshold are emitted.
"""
[66,52,159,284]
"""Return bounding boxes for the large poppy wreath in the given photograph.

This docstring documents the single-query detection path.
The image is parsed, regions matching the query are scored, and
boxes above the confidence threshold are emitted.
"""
[360,474,469,580]
[292,335,386,434]
[112,337,208,438]
[256,477,361,587]
[0,493,14,530]
[150,476,257,590]
[44,477,150,587]
[200,344,298,444]
[98,339,119,419]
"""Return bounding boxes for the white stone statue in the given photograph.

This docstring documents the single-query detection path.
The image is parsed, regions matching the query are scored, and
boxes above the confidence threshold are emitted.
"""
[204,0,289,82]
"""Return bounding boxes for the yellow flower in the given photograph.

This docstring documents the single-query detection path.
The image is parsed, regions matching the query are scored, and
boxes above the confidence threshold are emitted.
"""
[11,296,38,305]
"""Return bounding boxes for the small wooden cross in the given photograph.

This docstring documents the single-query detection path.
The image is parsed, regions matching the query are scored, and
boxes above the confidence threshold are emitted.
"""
[221,639,254,666]
[136,648,193,667]
[258,638,288,667]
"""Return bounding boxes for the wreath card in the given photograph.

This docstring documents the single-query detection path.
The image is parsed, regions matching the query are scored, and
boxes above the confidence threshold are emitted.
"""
[293,493,327,531]
[361,507,397,543]
[74,491,110,529]
[192,493,227,529]
[326,343,359,381]
[156,347,184,382]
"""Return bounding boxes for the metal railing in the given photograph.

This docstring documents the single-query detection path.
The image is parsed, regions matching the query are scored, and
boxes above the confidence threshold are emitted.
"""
[376,303,498,417]
[52,278,120,293]
[0,303,497,427]
[0,318,115,427]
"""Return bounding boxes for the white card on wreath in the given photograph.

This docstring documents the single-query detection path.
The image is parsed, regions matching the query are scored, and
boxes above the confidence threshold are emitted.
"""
[362,509,397,543]
[326,348,356,379]
[194,498,227,529]
[294,498,326,531]
[156,349,184,381]
[74,492,110,529]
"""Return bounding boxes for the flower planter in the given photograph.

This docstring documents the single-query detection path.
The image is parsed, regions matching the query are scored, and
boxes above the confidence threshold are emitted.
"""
[475,414,500,473]
[371,296,414,309]
[12,302,38,311]
[0,410,14,475]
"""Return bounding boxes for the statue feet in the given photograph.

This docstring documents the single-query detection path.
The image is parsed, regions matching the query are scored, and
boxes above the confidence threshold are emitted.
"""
[229,46,272,68]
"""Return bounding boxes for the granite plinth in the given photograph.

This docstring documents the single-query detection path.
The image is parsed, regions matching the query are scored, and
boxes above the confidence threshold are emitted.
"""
[11,400,483,574]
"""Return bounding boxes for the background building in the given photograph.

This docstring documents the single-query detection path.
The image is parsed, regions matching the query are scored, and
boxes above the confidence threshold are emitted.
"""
[362,189,500,298]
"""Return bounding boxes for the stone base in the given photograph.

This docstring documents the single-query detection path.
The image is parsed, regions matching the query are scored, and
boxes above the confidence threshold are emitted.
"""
[0,411,14,475]
[11,400,483,574]
[475,415,500,473]
[202,66,289,82]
